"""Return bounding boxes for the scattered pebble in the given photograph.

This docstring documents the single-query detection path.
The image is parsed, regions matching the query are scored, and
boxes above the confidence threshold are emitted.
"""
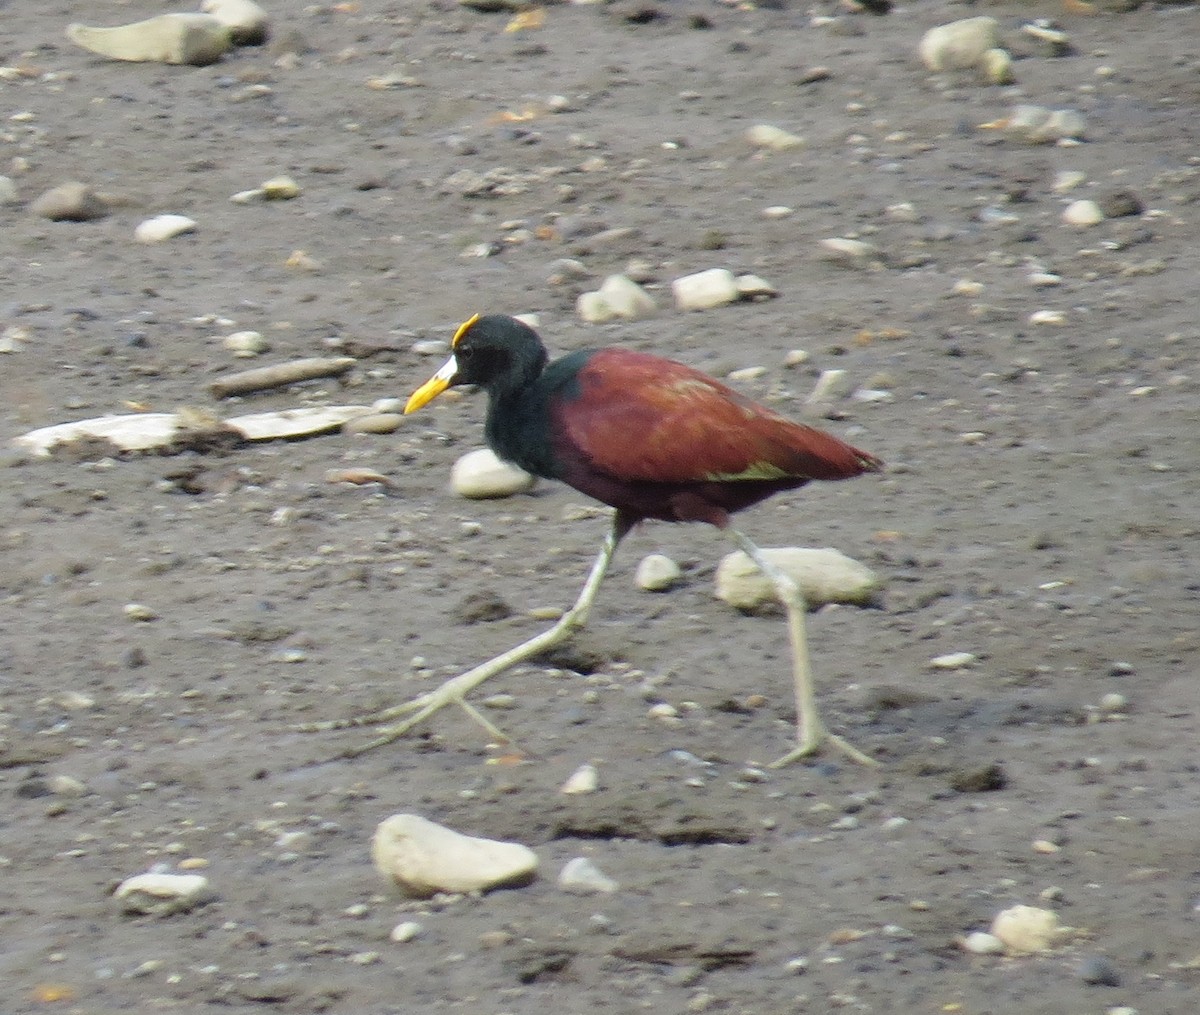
[67,14,233,66]
[981,48,1014,86]
[200,0,270,46]
[343,413,402,435]
[451,448,536,499]
[577,274,656,323]
[919,17,1001,73]
[1100,692,1127,712]
[735,274,778,301]
[807,368,852,404]
[715,547,879,611]
[371,813,538,898]
[1063,199,1104,227]
[560,763,599,795]
[30,182,107,222]
[123,603,159,622]
[672,268,739,311]
[223,330,269,357]
[114,873,211,916]
[1030,310,1066,326]
[929,651,975,670]
[636,553,682,592]
[961,931,1005,955]
[984,105,1085,145]
[746,124,804,151]
[1078,954,1122,986]
[819,237,879,267]
[558,857,619,895]
[990,904,1071,953]
[0,175,17,205]
[135,214,198,243]
[389,920,423,943]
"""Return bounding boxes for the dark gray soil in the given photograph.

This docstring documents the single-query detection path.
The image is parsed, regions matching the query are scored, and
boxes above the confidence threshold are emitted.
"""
[2,1,1199,1013]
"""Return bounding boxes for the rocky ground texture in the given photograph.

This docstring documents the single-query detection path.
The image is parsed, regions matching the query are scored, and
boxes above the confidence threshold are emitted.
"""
[2,1,1199,1013]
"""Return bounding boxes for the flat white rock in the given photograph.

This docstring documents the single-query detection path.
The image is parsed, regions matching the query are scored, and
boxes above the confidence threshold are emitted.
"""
[372,813,538,898]
[746,124,804,151]
[558,857,618,895]
[135,214,197,243]
[672,268,740,311]
[67,14,233,66]
[560,763,599,795]
[636,553,682,591]
[1062,199,1104,227]
[990,905,1071,953]
[919,17,1000,72]
[200,0,269,45]
[115,873,211,915]
[577,275,656,323]
[451,447,536,499]
[715,547,879,611]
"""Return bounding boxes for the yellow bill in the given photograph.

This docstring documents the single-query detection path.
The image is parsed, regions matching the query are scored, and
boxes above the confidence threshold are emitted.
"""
[404,354,458,414]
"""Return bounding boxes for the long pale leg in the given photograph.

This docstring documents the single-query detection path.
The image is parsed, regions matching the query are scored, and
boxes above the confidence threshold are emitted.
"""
[304,516,627,757]
[729,530,878,768]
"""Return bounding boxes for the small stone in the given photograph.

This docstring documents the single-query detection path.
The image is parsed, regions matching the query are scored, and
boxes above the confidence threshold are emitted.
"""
[735,274,778,300]
[819,237,878,266]
[919,17,1001,72]
[114,873,211,916]
[49,775,88,797]
[648,702,678,720]
[389,920,423,943]
[728,366,767,383]
[672,268,740,311]
[135,214,198,243]
[1063,200,1104,227]
[990,905,1070,953]
[200,0,269,46]
[0,175,18,205]
[981,48,1014,85]
[807,369,851,404]
[67,14,233,66]
[223,330,269,357]
[124,603,159,622]
[962,931,1005,955]
[343,413,402,435]
[715,547,879,611]
[1100,692,1127,712]
[746,124,804,151]
[577,275,656,323]
[987,105,1085,145]
[930,651,975,670]
[558,857,618,895]
[1053,170,1088,193]
[1030,310,1066,325]
[451,448,536,499]
[1078,954,1122,985]
[371,813,538,898]
[783,349,809,368]
[763,205,794,219]
[560,763,599,795]
[261,175,300,200]
[636,553,681,592]
[30,182,107,222]
[1032,839,1060,854]
[1096,190,1143,219]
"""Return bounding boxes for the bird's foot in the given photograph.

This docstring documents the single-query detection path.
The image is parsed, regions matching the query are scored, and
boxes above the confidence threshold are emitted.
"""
[295,669,515,759]
[768,727,880,769]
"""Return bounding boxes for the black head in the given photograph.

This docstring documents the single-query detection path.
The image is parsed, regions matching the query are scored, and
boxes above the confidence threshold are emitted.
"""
[405,314,548,414]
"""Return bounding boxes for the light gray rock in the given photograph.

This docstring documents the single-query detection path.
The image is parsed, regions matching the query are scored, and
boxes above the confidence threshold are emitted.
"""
[636,553,681,592]
[715,547,880,611]
[558,857,618,895]
[577,275,656,323]
[746,124,804,151]
[67,14,233,66]
[30,182,107,222]
[1062,199,1104,227]
[200,0,269,46]
[135,214,197,243]
[0,175,17,205]
[672,268,739,311]
[451,448,536,499]
[372,813,538,898]
[990,905,1071,953]
[919,17,1000,72]
[114,873,211,915]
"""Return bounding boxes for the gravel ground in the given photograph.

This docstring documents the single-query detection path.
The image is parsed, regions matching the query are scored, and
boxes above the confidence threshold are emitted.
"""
[2,1,1199,1013]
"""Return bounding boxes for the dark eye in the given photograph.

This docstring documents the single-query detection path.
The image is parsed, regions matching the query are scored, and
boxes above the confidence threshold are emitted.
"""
[457,345,474,361]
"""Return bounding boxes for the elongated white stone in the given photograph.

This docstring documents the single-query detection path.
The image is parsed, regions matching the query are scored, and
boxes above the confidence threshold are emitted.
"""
[67,14,233,66]
[715,547,879,611]
[372,814,538,898]
[115,873,211,915]
[451,448,536,499]
[135,214,197,243]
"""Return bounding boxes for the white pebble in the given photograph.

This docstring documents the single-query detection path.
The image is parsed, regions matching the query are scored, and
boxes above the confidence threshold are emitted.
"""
[1053,170,1087,193]
[577,275,656,323]
[223,330,269,357]
[648,702,678,720]
[1100,692,1127,712]
[746,124,804,151]
[762,205,794,219]
[716,547,878,611]
[919,17,1000,72]
[558,857,618,895]
[135,214,197,243]
[672,268,740,311]
[819,237,878,265]
[560,763,599,795]
[962,931,1006,955]
[450,448,536,500]
[1030,310,1066,326]
[389,920,423,943]
[929,651,976,670]
[990,904,1070,953]
[636,553,681,592]
[123,603,159,622]
[807,368,851,404]
[114,873,211,915]
[1062,199,1104,227]
[735,274,778,300]
[1028,272,1062,287]
[371,813,538,898]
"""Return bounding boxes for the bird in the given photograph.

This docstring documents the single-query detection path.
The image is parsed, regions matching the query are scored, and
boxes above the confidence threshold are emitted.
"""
[345,313,883,766]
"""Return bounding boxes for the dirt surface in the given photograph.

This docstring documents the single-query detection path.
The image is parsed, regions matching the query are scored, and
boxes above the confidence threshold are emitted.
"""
[2,1,1199,1012]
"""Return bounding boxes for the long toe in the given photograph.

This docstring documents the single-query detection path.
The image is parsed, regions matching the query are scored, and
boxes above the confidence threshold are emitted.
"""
[768,730,880,769]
